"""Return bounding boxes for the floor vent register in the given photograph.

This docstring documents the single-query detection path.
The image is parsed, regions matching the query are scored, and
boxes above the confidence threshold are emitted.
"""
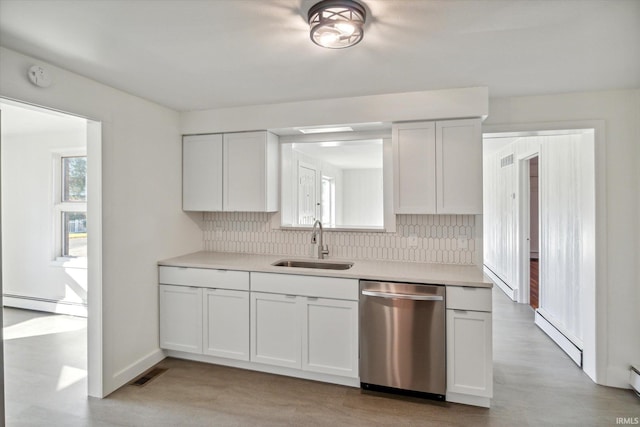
[130,367,168,387]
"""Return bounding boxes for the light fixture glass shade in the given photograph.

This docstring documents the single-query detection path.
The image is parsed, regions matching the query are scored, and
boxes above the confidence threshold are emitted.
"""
[308,0,366,49]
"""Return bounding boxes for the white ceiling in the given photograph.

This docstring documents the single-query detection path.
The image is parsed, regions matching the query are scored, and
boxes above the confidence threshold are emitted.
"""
[0,0,638,112]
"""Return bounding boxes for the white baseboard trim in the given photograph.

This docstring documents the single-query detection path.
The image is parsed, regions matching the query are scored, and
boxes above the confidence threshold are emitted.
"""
[535,310,582,367]
[483,266,517,301]
[3,295,87,317]
[108,349,166,396]
[165,350,360,388]
[446,391,490,408]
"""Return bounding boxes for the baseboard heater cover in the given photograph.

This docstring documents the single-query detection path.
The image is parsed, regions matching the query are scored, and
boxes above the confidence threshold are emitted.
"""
[631,365,640,397]
[534,310,582,367]
[3,294,87,317]
[483,265,517,301]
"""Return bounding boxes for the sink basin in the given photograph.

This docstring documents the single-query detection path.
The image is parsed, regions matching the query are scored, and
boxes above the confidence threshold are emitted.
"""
[272,259,354,270]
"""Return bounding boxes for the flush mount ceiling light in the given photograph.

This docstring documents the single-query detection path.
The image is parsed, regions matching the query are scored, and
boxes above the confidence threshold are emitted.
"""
[308,0,366,49]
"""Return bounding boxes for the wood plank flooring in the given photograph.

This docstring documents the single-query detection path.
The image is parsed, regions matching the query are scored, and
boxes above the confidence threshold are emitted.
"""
[4,290,639,426]
[530,259,539,309]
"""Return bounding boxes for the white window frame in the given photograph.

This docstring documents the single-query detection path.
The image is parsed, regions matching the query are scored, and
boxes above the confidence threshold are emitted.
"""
[52,149,87,265]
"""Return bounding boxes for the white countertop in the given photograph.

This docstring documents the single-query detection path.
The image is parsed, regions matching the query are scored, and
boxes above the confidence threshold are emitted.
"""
[158,251,493,288]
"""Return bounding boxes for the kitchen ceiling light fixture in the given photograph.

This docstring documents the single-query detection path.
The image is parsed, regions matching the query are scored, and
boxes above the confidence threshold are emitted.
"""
[308,0,366,49]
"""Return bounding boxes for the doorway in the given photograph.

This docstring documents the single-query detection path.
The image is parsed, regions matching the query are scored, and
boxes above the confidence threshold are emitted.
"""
[528,156,539,310]
[0,98,103,399]
[483,127,597,378]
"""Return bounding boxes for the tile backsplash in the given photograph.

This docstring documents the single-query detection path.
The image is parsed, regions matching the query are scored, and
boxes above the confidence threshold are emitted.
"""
[202,213,480,265]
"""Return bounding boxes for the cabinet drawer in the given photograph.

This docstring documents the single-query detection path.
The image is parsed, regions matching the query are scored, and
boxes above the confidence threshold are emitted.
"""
[251,272,358,300]
[159,266,249,291]
[446,286,492,312]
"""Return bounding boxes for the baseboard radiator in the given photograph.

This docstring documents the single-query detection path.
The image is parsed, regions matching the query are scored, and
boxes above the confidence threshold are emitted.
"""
[2,293,87,317]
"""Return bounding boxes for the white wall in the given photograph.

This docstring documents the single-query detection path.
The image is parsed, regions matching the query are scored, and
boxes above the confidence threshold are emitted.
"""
[485,89,640,388]
[342,169,383,227]
[0,47,203,396]
[1,124,88,312]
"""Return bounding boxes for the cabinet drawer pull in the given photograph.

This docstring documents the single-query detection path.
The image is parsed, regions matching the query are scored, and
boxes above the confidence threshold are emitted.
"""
[285,295,297,299]
[307,297,318,301]
[454,309,468,314]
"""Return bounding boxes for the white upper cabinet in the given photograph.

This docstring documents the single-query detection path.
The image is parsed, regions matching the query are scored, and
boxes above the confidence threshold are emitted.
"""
[393,118,482,214]
[183,131,279,212]
[436,119,482,214]
[393,121,437,214]
[183,134,223,211]
[223,131,279,212]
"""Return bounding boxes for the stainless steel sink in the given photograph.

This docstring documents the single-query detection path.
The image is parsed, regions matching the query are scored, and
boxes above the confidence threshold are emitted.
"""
[272,259,354,270]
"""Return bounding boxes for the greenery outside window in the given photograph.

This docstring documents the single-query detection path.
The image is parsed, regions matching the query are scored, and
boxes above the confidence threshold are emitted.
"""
[58,156,87,258]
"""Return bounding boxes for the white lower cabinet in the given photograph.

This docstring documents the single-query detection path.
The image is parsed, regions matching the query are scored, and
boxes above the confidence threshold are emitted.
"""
[250,292,301,368]
[203,288,250,361]
[159,285,203,353]
[302,297,358,378]
[250,292,358,378]
[159,267,250,360]
[445,286,493,407]
[249,273,359,379]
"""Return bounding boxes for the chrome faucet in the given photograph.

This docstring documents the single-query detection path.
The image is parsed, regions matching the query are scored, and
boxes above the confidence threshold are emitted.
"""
[311,219,329,259]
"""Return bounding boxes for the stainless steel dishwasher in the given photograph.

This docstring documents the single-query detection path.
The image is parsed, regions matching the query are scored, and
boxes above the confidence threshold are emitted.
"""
[359,280,446,400]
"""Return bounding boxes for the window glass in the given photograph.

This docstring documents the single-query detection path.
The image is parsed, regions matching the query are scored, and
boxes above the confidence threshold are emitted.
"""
[63,212,87,257]
[62,156,87,202]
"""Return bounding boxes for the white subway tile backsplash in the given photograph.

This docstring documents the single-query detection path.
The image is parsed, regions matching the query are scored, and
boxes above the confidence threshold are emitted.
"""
[201,213,478,265]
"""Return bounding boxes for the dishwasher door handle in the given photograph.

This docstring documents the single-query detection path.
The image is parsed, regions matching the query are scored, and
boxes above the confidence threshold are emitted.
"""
[361,290,444,301]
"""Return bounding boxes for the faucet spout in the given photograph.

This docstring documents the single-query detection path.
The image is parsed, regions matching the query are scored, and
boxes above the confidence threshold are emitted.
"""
[311,220,329,259]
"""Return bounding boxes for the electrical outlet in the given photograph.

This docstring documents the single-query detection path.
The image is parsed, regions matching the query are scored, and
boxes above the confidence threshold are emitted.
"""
[408,234,418,247]
[214,225,223,240]
[457,237,468,249]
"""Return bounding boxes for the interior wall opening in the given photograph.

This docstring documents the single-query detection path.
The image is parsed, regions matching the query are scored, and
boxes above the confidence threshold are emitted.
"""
[482,128,596,379]
[0,98,102,403]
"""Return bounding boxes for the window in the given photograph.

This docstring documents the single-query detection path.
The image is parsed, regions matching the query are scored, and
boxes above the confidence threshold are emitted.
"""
[321,176,335,227]
[57,156,87,258]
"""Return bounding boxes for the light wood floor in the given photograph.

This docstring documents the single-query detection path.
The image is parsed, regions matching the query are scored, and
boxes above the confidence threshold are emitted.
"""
[4,289,639,426]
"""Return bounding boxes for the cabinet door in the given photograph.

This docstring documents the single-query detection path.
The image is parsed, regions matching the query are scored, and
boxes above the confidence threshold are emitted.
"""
[250,292,301,369]
[302,297,358,378]
[446,309,493,397]
[224,131,278,212]
[203,289,249,360]
[159,285,203,353]
[183,134,223,211]
[436,119,482,214]
[393,122,437,214]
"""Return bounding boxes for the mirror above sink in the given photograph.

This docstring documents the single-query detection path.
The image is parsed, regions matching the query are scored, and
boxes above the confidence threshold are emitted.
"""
[274,123,392,231]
